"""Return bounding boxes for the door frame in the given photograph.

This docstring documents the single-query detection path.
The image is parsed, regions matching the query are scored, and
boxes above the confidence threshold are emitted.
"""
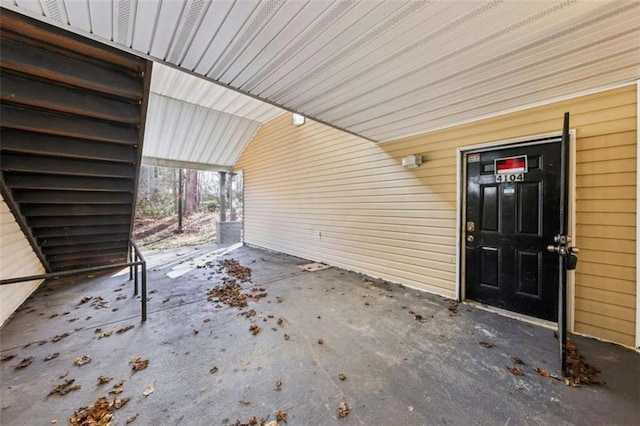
[636,80,640,350]
[456,130,577,328]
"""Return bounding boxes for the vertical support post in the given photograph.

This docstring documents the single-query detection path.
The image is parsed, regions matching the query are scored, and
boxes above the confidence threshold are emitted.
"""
[219,171,227,222]
[229,172,237,221]
[141,258,147,322]
[177,169,184,233]
[134,257,139,295]
[128,243,133,281]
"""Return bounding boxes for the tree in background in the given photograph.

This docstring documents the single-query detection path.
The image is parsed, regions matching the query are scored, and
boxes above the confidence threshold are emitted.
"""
[137,165,219,218]
[136,166,243,219]
[185,169,199,216]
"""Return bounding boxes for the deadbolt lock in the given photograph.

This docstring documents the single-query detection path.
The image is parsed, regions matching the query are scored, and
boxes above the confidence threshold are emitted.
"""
[466,221,475,232]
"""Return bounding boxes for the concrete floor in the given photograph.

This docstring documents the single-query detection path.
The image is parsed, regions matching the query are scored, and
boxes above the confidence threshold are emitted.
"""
[1,244,638,425]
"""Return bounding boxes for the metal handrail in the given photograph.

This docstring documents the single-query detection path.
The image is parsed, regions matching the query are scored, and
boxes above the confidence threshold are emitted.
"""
[129,239,147,321]
[0,239,148,322]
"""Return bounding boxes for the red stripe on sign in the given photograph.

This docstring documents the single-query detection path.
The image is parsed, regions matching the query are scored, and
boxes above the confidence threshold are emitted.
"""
[496,158,525,171]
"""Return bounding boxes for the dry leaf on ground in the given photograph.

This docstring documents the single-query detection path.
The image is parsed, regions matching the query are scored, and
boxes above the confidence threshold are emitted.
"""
[15,357,33,369]
[338,373,347,381]
[44,353,59,361]
[507,366,524,376]
[49,379,81,396]
[511,357,525,365]
[75,355,92,366]
[249,325,261,335]
[97,376,112,385]
[479,341,495,348]
[116,325,134,334]
[130,356,149,372]
[338,402,349,418]
[90,297,110,310]
[215,258,252,282]
[126,414,138,424]
[240,309,256,318]
[276,410,288,423]
[564,340,603,386]
[143,381,156,396]
[51,333,70,343]
[70,396,130,426]
[533,367,561,381]
[1,354,16,362]
[448,300,459,316]
[112,397,131,409]
[210,366,219,374]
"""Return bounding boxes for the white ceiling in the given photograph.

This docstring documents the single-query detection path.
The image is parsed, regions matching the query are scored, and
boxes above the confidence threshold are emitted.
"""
[3,0,640,143]
[151,63,284,123]
[142,92,262,170]
[143,63,283,169]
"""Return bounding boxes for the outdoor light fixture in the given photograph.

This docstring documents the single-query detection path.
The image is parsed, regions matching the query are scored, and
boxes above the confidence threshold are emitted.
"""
[293,113,305,126]
[402,154,422,169]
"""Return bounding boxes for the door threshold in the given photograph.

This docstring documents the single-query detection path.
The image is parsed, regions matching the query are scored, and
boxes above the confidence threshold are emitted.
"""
[464,300,557,330]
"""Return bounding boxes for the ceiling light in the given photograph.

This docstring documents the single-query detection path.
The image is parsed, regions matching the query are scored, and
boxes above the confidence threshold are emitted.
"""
[293,113,305,126]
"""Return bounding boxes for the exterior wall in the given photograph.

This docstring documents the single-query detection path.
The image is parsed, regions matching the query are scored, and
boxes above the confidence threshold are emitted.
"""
[235,85,637,347]
[0,193,45,326]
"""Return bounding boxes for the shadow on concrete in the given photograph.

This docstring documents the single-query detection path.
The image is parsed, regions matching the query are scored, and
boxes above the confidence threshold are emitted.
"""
[1,244,638,425]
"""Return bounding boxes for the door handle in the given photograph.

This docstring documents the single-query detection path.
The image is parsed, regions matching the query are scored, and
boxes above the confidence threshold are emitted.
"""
[548,237,579,270]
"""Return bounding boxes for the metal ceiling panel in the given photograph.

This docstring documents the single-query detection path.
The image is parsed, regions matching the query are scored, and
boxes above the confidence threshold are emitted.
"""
[194,0,260,76]
[64,0,91,32]
[88,0,111,40]
[130,0,159,53]
[13,0,42,15]
[5,0,640,143]
[166,0,211,65]
[151,62,284,123]
[305,2,615,120]
[179,0,235,69]
[247,0,388,95]
[227,0,334,88]
[216,0,306,84]
[39,0,67,24]
[143,93,261,169]
[349,29,640,137]
[264,0,441,103]
[149,0,185,59]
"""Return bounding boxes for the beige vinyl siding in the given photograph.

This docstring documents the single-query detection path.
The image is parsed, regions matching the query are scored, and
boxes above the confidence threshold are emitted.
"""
[0,194,45,326]
[236,85,636,347]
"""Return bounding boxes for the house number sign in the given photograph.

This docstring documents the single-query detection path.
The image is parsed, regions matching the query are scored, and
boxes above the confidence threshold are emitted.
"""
[494,155,527,183]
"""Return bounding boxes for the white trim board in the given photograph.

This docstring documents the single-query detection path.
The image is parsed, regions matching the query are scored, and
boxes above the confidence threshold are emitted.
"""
[636,80,640,350]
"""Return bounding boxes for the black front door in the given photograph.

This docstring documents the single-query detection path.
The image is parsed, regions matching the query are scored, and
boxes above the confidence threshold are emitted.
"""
[465,141,562,321]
